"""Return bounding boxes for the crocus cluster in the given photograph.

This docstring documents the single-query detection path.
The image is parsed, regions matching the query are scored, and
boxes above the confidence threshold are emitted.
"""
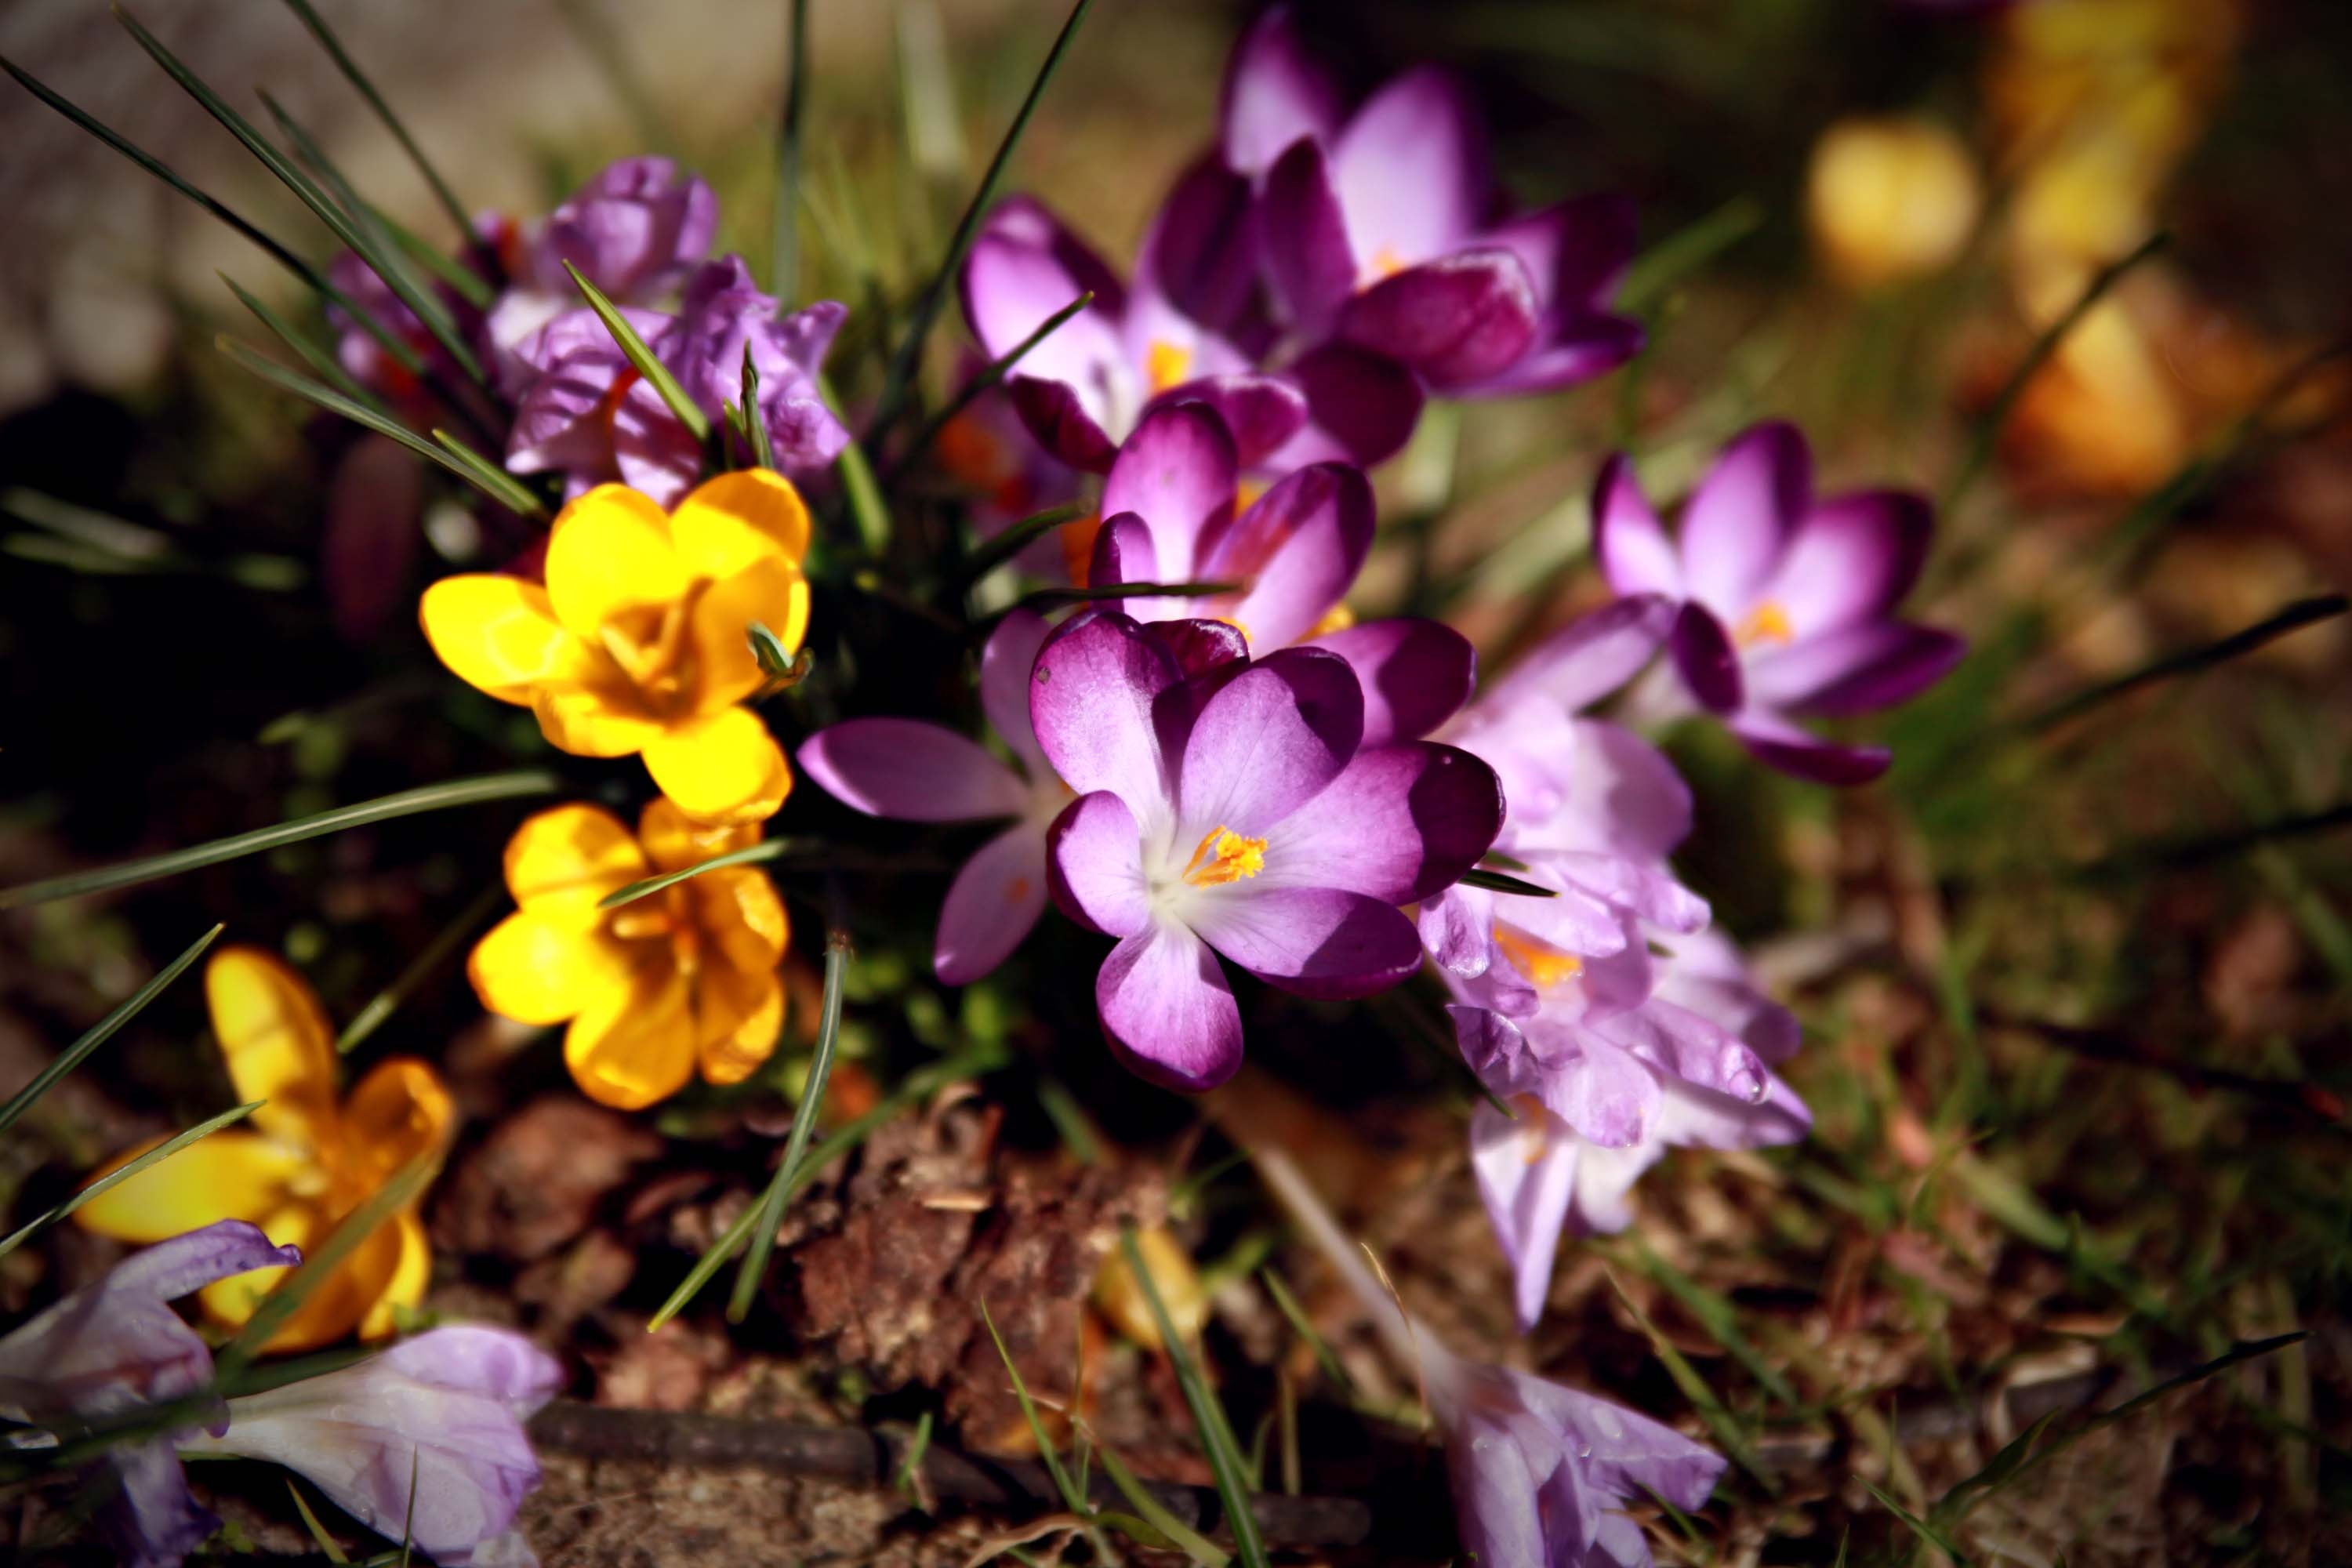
[0,1221,557,1567]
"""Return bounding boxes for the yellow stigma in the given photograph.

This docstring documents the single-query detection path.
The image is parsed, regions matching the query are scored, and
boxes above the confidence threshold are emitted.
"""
[1306,603,1356,638]
[1146,339,1195,394]
[1493,925,1583,990]
[1182,826,1268,887]
[1734,600,1795,648]
[1367,245,1408,283]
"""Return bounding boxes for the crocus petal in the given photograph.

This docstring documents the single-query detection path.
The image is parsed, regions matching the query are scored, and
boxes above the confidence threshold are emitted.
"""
[539,155,717,299]
[1550,717,1694,860]
[340,1058,458,1181]
[638,795,760,876]
[798,719,1029,822]
[1258,139,1357,335]
[1330,67,1487,271]
[979,608,1054,775]
[1138,156,1263,337]
[543,483,687,641]
[1681,420,1810,612]
[693,960,784,1087]
[1141,617,1252,678]
[1480,192,1639,313]
[503,351,629,479]
[1760,488,1932,637]
[100,1440,217,1568]
[958,231,1130,416]
[531,677,665,759]
[1096,920,1245,1091]
[608,381,706,508]
[1219,5,1343,176]
[418,576,588,706]
[1671,602,1744,714]
[70,1131,304,1243]
[1514,1379,1730,1515]
[977,195,1131,317]
[1307,617,1475,745]
[1418,883,1497,977]
[1202,462,1373,649]
[1543,1039,1661,1149]
[1263,742,1501,903]
[1083,512,1162,619]
[1146,374,1308,470]
[1047,790,1151,938]
[1469,1099,1581,1331]
[564,963,696,1111]
[1188,885,1423,999]
[1728,710,1890,785]
[1750,622,1966,716]
[1006,375,1120,472]
[1337,252,1539,390]
[1029,611,1180,813]
[685,550,807,712]
[1592,453,1682,601]
[1177,647,1363,835]
[469,913,635,1026]
[205,946,339,1149]
[1275,343,1424,468]
[1102,402,1238,583]
[1487,593,1675,714]
[1454,312,1642,397]
[935,823,1051,984]
[502,803,650,924]
[1443,1408,1552,1568]
[641,706,792,826]
[670,466,814,570]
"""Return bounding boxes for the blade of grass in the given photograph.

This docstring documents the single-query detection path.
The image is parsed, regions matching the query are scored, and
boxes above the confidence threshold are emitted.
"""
[1120,1225,1271,1568]
[288,1479,352,1563]
[357,194,493,308]
[887,290,1093,486]
[957,503,1091,588]
[216,336,549,517]
[116,6,488,387]
[220,272,388,414]
[824,373,893,555]
[1606,1270,1776,1491]
[0,769,558,909]
[1625,1237,1802,1408]
[563,261,707,441]
[1457,868,1558,898]
[260,90,452,323]
[0,54,431,382]
[0,924,223,1138]
[728,929,851,1322]
[1616,194,1763,317]
[867,0,1098,446]
[397,1444,420,1567]
[276,0,478,262]
[1003,580,1240,618]
[894,1410,934,1502]
[979,1301,1089,1512]
[741,341,779,470]
[1096,1443,1230,1566]
[1865,1479,1972,1567]
[337,884,506,1054]
[598,840,794,910]
[771,0,811,300]
[2020,594,2349,734]
[0,1100,262,1260]
[1260,1269,1359,1399]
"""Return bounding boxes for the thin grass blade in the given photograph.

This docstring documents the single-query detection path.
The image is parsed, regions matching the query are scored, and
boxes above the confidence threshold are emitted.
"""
[1617,194,1764,317]
[729,930,851,1321]
[1096,1444,1229,1566]
[564,261,707,440]
[1457,868,1558,898]
[219,272,388,414]
[598,840,793,911]
[889,289,1091,485]
[978,1300,1088,1512]
[338,884,506,1054]
[0,924,222,1138]
[0,770,557,909]
[742,341,779,470]
[956,503,1091,588]
[2022,594,2349,734]
[0,1100,262,1261]
[287,1479,353,1563]
[771,0,811,300]
[430,429,554,518]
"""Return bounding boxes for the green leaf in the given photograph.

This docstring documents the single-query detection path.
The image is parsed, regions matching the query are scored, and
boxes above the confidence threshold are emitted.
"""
[288,1479,352,1563]
[216,336,549,518]
[1120,1225,1271,1568]
[889,289,1094,487]
[1096,1444,1230,1566]
[115,6,488,387]
[0,53,430,382]
[563,260,708,441]
[0,1099,260,1260]
[893,1410,933,1503]
[597,839,793,911]
[1628,1238,1803,1410]
[219,272,390,416]
[1457,868,1557,898]
[740,341,779,471]
[771,0,811,301]
[0,924,222,1140]
[867,0,1098,445]
[957,503,1091,588]
[338,884,506,1054]
[0,770,558,909]
[729,930,851,1321]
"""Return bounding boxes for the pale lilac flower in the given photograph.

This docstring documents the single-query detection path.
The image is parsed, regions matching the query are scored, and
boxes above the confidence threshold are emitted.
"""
[1232,6,1643,401]
[181,1324,561,1568]
[1595,422,1965,782]
[1035,610,1501,1087]
[0,1221,299,1568]
[797,611,1066,984]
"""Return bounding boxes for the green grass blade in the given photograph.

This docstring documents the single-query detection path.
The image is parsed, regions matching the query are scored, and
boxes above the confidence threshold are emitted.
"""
[1457,868,1558,898]
[1260,1269,1359,1399]
[2021,593,2349,734]
[564,260,708,441]
[823,373,893,554]
[277,0,479,260]
[1608,1270,1774,1492]
[1096,1443,1230,1566]
[0,1100,262,1261]
[1628,1238,1803,1409]
[220,272,389,414]
[867,0,1098,445]
[0,53,430,381]
[978,1300,1087,1512]
[0,924,222,1139]
[429,429,554,518]
[741,341,779,471]
[729,930,851,1321]
[771,0,811,300]
[1865,1479,1972,1567]
[398,1444,420,1567]
[114,6,487,386]
[893,1410,933,1501]
[1616,194,1763,317]
[358,194,494,308]
[598,840,793,910]
[0,770,558,910]
[338,884,506,1054]
[1120,1225,1271,1568]
[888,289,1092,485]
[287,1479,353,1563]
[957,502,1091,588]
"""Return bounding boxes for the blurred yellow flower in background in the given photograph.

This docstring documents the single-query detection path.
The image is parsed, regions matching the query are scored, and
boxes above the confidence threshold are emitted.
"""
[421,470,811,826]
[75,947,452,1354]
[1807,115,1982,289]
[470,798,789,1111]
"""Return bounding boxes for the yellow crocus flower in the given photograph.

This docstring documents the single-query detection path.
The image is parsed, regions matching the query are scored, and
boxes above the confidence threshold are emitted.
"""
[468,797,789,1111]
[421,470,812,827]
[75,947,452,1354]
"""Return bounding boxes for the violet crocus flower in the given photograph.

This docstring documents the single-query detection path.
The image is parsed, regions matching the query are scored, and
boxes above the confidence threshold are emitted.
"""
[1232,6,1643,401]
[0,1221,299,1568]
[1595,422,1965,783]
[1036,611,1501,1088]
[506,255,848,506]
[484,156,720,387]
[797,611,1066,984]
[180,1324,561,1568]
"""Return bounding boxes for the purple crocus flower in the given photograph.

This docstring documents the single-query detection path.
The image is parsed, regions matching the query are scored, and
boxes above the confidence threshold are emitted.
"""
[797,611,1067,984]
[1232,6,1643,401]
[0,1221,299,1568]
[1035,610,1501,1088]
[181,1324,561,1567]
[506,255,848,506]
[1595,422,1965,783]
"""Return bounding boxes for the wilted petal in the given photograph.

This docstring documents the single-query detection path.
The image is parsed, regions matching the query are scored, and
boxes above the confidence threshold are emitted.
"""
[1096,920,1245,1091]
[1540,1037,1659,1150]
[536,155,717,299]
[936,823,1051,984]
[798,719,1029,822]
[1469,1099,1581,1331]
[1418,884,1497,977]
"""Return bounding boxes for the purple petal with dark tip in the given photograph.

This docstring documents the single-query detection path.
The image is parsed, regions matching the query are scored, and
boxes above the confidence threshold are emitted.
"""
[1147,373,1309,470]
[1682,420,1811,612]
[1142,618,1251,677]
[1047,790,1150,938]
[1200,462,1373,650]
[1729,710,1891,785]
[1191,886,1424,999]
[1762,488,1933,637]
[1139,157,1264,339]
[1006,374,1120,472]
[1029,612,1181,810]
[1338,251,1539,390]
[1102,402,1239,579]
[1177,648,1363,835]
[797,719,1029,822]
[1219,4,1344,176]
[1670,602,1744,715]
[1264,742,1503,903]
[1308,617,1476,744]
[1275,343,1425,468]
[1592,455,1682,601]
[1086,511,1156,608]
[1479,192,1639,312]
[1749,622,1965,716]
[1329,67,1488,271]
[974,195,1129,319]
[1458,312,1642,397]
[1096,920,1245,1091]
[1258,138,1358,336]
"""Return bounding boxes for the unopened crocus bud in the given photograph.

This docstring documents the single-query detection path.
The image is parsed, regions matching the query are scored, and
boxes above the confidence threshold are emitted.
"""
[1806,116,1982,288]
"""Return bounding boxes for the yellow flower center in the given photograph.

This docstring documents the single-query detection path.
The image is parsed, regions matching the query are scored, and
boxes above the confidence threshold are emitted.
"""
[609,886,706,978]
[1734,600,1795,648]
[1368,245,1408,283]
[1493,925,1584,990]
[1306,603,1355,638]
[1147,339,1195,395]
[1182,826,1268,887]
[597,583,709,716]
